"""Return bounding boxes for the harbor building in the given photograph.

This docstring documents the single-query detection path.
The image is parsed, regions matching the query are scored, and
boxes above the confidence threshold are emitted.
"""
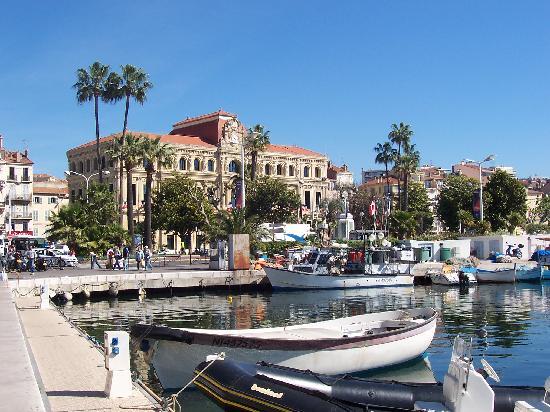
[32,174,69,237]
[0,135,34,237]
[66,110,329,251]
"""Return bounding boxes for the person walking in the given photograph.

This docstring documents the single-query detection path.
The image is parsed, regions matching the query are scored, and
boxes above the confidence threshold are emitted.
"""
[135,247,144,270]
[106,247,114,270]
[26,247,36,274]
[144,246,152,271]
[122,244,130,271]
[113,247,122,270]
[90,251,102,269]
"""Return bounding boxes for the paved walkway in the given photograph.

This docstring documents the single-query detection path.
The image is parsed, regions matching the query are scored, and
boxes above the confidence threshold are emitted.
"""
[0,282,46,411]
[17,296,160,411]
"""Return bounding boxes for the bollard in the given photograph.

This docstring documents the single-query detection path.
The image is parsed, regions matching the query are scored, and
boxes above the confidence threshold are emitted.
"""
[40,284,50,310]
[104,331,132,398]
[0,268,7,282]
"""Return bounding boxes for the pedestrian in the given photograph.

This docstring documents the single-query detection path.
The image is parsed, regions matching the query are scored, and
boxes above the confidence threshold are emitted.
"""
[90,251,102,269]
[113,247,122,270]
[144,246,152,271]
[26,246,36,273]
[122,244,130,271]
[135,247,144,270]
[106,247,114,269]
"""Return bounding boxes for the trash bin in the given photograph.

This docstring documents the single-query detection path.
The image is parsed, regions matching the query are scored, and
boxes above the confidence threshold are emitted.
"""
[421,247,431,262]
[440,247,452,262]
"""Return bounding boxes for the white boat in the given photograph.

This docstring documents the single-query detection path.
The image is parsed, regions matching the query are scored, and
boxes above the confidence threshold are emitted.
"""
[429,270,460,286]
[515,264,542,282]
[475,268,516,283]
[264,266,414,289]
[132,307,437,390]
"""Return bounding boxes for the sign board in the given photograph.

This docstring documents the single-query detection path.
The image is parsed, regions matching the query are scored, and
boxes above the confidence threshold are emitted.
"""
[7,230,33,240]
[472,190,481,219]
[133,234,142,247]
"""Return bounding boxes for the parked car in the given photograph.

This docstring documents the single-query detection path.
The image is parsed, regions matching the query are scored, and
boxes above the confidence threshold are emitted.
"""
[157,248,177,255]
[33,248,78,267]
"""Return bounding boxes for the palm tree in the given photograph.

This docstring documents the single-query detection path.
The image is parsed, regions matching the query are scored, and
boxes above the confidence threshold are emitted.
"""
[374,142,396,197]
[399,144,420,211]
[73,62,113,183]
[105,135,126,225]
[122,133,144,245]
[245,124,270,180]
[140,137,176,249]
[388,122,414,209]
[109,65,153,222]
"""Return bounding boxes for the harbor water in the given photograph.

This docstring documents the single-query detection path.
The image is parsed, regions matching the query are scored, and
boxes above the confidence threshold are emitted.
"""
[58,283,550,410]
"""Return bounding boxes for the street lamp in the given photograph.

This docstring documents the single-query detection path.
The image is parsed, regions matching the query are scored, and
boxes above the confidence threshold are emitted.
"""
[464,154,495,222]
[65,170,110,202]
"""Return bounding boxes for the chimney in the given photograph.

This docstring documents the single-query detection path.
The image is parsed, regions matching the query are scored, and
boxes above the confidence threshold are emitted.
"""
[23,149,28,158]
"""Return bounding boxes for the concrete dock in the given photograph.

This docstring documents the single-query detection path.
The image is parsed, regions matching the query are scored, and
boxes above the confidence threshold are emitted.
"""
[17,295,161,411]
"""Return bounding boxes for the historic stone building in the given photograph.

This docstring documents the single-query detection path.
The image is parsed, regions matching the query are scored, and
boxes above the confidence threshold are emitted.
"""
[66,110,329,250]
[32,174,69,237]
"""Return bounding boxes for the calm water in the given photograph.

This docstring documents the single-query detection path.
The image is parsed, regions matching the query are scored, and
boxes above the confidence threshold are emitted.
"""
[58,283,550,410]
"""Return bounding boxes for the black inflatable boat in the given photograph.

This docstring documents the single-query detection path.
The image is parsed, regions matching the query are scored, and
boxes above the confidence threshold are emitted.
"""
[193,358,546,412]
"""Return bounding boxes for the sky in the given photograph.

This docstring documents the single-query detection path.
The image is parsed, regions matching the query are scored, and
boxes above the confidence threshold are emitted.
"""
[1,0,549,180]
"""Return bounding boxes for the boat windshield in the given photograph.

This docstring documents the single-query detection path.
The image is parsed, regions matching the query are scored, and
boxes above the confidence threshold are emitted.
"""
[307,252,319,264]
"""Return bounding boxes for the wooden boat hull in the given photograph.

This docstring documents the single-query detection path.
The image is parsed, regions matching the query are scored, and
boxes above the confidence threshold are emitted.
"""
[475,268,516,283]
[541,267,550,280]
[133,308,436,390]
[264,266,414,289]
[515,265,542,282]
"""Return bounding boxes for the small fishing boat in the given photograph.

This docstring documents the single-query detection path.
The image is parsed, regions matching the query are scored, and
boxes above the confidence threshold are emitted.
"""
[132,307,437,390]
[515,264,542,282]
[475,267,516,283]
[542,265,550,280]
[193,336,548,412]
[429,267,460,286]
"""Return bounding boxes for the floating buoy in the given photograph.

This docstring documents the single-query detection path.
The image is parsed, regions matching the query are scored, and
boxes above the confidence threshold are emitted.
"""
[108,283,118,297]
[227,296,233,304]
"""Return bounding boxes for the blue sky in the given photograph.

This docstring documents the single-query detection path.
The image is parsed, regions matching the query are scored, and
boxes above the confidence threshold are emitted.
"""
[1,1,549,180]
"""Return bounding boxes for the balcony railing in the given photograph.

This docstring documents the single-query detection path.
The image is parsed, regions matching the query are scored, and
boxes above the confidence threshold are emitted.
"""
[10,193,32,202]
[7,212,33,219]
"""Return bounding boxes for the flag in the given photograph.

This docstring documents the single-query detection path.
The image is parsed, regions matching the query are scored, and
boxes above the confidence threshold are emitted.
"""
[369,200,376,216]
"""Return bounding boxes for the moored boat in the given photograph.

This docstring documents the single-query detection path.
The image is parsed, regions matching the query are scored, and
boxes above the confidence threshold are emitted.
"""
[132,307,437,390]
[515,264,542,282]
[475,268,516,283]
[429,269,460,286]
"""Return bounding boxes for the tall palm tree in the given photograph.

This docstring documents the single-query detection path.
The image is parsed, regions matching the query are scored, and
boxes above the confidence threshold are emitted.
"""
[122,133,144,245]
[105,135,126,224]
[388,123,414,209]
[109,65,153,222]
[374,142,396,197]
[245,124,270,180]
[140,137,175,249]
[399,144,420,211]
[73,61,113,183]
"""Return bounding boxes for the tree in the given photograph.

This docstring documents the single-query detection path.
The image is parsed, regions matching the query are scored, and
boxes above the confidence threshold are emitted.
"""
[47,184,128,254]
[319,198,343,239]
[211,208,268,251]
[349,186,374,229]
[116,133,145,246]
[152,175,215,246]
[533,196,550,224]
[374,142,396,197]
[437,174,480,231]
[245,124,270,180]
[73,62,114,183]
[389,211,418,239]
[140,137,176,249]
[246,177,301,223]
[398,144,420,210]
[407,182,433,233]
[109,65,153,218]
[484,170,527,231]
[388,122,414,208]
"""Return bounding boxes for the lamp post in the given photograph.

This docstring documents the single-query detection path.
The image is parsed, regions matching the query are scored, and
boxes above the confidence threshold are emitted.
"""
[65,170,110,202]
[464,155,495,222]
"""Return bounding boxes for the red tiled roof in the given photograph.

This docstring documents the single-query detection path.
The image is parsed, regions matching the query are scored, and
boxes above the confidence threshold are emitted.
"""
[359,176,399,188]
[1,149,33,165]
[33,186,69,195]
[266,144,325,157]
[172,110,237,127]
[69,131,215,152]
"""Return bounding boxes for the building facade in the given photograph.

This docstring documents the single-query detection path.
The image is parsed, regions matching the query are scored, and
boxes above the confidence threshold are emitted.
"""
[66,110,329,250]
[32,174,69,237]
[0,136,34,237]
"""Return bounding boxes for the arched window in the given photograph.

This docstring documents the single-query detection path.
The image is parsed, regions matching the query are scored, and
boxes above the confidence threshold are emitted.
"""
[78,161,84,173]
[179,157,187,170]
[276,164,283,176]
[228,160,239,173]
[86,159,90,172]
[70,162,76,172]
[288,165,295,176]
[194,158,201,171]
[264,164,271,175]
[207,159,215,172]
[315,167,321,178]
[303,166,310,178]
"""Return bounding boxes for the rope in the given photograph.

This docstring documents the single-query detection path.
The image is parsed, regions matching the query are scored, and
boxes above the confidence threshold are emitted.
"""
[169,352,225,412]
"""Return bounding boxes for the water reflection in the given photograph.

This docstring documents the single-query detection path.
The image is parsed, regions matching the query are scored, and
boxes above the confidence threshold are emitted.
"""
[59,283,550,408]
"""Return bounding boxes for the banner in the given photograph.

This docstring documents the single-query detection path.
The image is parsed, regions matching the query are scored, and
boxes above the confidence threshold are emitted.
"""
[369,201,376,216]
[472,190,481,219]
[234,180,243,209]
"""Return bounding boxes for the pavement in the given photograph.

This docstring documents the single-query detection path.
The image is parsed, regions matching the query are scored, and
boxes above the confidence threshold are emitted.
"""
[0,283,46,412]
[17,296,160,411]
